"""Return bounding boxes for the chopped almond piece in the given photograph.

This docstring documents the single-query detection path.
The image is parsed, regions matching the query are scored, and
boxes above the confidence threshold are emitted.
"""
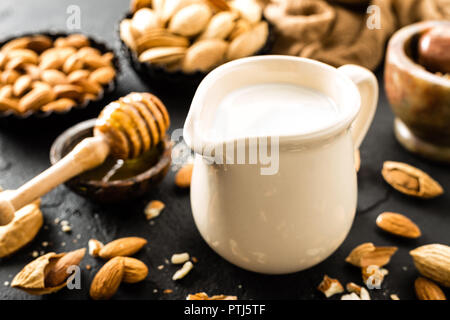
[317,275,344,298]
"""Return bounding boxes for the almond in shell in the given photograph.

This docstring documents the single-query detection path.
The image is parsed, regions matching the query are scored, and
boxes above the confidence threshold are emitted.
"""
[120,19,138,52]
[131,8,161,37]
[381,161,443,198]
[0,201,43,258]
[198,11,237,40]
[11,248,85,295]
[410,244,450,287]
[135,33,189,54]
[230,0,262,24]
[98,237,147,260]
[376,212,421,238]
[169,3,212,37]
[415,277,447,300]
[139,46,187,64]
[183,39,228,72]
[227,21,268,61]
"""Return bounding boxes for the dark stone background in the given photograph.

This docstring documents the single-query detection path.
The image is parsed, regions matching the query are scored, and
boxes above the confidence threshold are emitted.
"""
[0,0,448,300]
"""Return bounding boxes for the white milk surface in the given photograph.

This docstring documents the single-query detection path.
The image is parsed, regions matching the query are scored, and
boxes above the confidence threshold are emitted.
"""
[207,83,339,140]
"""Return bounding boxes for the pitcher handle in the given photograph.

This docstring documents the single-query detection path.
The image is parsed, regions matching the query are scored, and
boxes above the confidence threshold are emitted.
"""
[338,65,378,149]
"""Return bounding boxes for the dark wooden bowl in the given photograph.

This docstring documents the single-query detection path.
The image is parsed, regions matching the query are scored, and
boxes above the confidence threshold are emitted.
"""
[50,119,171,204]
[0,31,120,130]
[384,21,450,163]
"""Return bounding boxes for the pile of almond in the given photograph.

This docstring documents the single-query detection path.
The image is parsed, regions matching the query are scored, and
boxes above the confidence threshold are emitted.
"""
[0,34,116,115]
[120,0,269,73]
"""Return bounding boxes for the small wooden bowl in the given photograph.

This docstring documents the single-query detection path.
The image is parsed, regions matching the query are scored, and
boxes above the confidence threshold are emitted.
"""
[50,119,171,203]
[384,21,450,163]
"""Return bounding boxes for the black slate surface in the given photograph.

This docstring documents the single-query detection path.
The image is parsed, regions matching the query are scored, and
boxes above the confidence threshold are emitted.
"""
[0,0,449,300]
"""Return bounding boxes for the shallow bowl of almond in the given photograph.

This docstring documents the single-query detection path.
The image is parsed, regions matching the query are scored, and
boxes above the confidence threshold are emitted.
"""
[119,0,274,90]
[0,32,119,125]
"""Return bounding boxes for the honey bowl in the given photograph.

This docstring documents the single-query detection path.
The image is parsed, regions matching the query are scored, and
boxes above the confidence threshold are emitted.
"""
[384,21,450,163]
[50,119,171,203]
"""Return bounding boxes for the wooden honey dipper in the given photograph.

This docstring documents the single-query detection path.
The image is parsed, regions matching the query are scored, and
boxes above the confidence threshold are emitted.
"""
[0,92,170,225]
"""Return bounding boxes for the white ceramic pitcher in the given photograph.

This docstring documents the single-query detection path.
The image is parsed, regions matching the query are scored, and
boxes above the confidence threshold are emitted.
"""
[184,56,378,274]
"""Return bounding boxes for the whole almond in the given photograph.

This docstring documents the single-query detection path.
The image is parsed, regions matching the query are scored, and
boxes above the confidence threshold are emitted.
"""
[45,248,86,287]
[345,243,376,267]
[1,37,31,53]
[41,69,68,86]
[175,163,193,188]
[39,53,64,70]
[0,85,13,99]
[122,257,148,283]
[410,244,450,287]
[89,66,116,84]
[131,8,161,36]
[1,69,20,84]
[55,34,90,49]
[139,47,187,64]
[382,161,443,198]
[53,84,83,101]
[90,256,124,300]
[415,277,447,300]
[27,35,53,52]
[6,49,39,64]
[13,75,32,96]
[62,54,84,74]
[68,69,90,83]
[376,212,421,238]
[82,54,110,69]
[23,63,41,80]
[73,79,102,95]
[98,237,147,260]
[0,97,20,112]
[41,98,76,113]
[19,86,53,112]
[230,0,262,24]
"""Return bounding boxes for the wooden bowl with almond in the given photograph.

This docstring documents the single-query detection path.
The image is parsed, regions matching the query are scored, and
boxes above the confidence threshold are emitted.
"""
[118,0,274,91]
[0,32,119,127]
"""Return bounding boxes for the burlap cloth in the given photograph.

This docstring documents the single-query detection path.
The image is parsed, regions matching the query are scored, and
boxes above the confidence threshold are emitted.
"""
[262,0,450,70]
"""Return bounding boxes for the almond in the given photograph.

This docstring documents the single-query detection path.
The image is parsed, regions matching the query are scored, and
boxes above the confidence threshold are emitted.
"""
[1,69,20,84]
[88,239,104,257]
[98,237,147,260]
[175,163,193,188]
[41,98,76,113]
[62,53,84,74]
[122,257,148,283]
[376,212,421,238]
[1,37,31,53]
[317,275,344,298]
[144,200,165,220]
[228,19,252,41]
[19,86,54,112]
[131,8,161,37]
[415,277,447,300]
[0,202,43,258]
[187,292,238,300]
[88,66,116,84]
[82,54,111,69]
[230,0,262,24]
[89,256,124,300]
[12,248,85,295]
[169,3,212,37]
[382,161,443,198]
[55,34,90,49]
[139,47,187,64]
[53,84,83,101]
[227,21,268,61]
[206,0,231,11]
[45,248,86,287]
[68,69,90,83]
[182,39,228,72]
[345,242,397,267]
[40,69,68,86]
[120,19,138,52]
[27,35,53,53]
[410,244,450,287]
[199,11,237,40]
[0,97,20,112]
[0,85,13,99]
[13,75,32,96]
